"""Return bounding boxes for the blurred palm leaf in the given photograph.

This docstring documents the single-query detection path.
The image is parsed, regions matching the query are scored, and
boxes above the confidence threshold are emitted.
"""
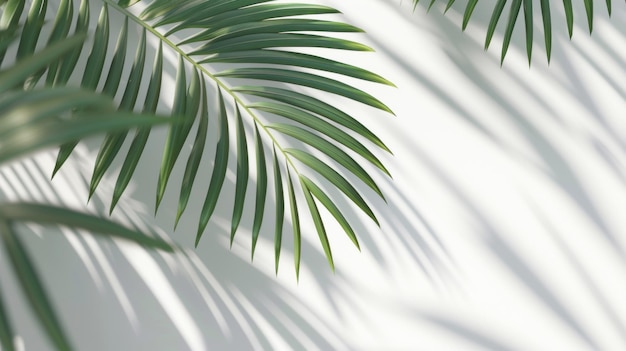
[0,204,175,351]
[1,0,393,275]
[414,0,614,63]
[0,31,177,350]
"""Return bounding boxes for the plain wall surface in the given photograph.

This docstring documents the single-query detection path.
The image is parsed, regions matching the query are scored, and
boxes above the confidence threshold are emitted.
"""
[2,1,626,350]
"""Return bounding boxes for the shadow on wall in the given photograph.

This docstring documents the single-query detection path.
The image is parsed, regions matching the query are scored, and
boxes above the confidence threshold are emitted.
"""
[334,0,626,349]
[0,146,353,351]
[3,0,626,350]
[0,1,456,347]
[0,1,408,349]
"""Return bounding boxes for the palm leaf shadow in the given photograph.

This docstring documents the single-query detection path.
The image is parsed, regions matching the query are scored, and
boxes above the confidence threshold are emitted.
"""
[0,145,355,350]
[342,0,626,348]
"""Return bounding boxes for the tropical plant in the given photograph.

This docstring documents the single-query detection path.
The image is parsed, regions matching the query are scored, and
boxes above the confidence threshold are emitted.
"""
[9,0,611,349]
[2,0,393,274]
[415,0,613,63]
[0,0,393,349]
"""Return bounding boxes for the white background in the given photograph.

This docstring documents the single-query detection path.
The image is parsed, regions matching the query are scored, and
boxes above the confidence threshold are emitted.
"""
[2,0,626,350]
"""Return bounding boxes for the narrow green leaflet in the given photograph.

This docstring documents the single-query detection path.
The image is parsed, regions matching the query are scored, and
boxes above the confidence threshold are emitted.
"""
[0,204,173,251]
[176,78,209,227]
[0,0,22,22]
[251,124,267,260]
[51,0,90,86]
[485,0,506,50]
[444,0,456,13]
[101,17,128,98]
[95,28,146,192]
[89,18,133,199]
[562,0,574,38]
[160,3,341,34]
[501,0,522,64]
[190,33,372,55]
[18,0,47,88]
[234,86,391,154]
[248,101,390,175]
[286,168,301,279]
[0,87,173,166]
[217,68,392,113]
[268,123,385,200]
[301,176,360,250]
[181,19,364,45]
[40,0,73,86]
[0,29,18,64]
[522,0,533,63]
[0,0,24,55]
[300,178,334,272]
[112,42,164,213]
[0,288,15,351]
[285,148,379,226]
[462,0,479,30]
[118,0,141,7]
[0,89,113,137]
[201,50,393,86]
[0,112,173,165]
[0,34,85,93]
[16,0,46,62]
[196,88,230,246]
[186,70,202,118]
[230,106,249,244]
[53,4,109,176]
[272,147,284,274]
[540,0,551,61]
[80,4,109,91]
[0,221,72,351]
[156,56,188,212]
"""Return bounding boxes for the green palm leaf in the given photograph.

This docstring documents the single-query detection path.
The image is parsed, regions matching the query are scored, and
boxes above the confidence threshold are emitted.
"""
[301,176,335,272]
[415,0,614,63]
[0,31,177,350]
[3,0,393,274]
[0,220,72,351]
[0,203,175,351]
[272,146,285,274]
[0,289,14,351]
[251,123,268,260]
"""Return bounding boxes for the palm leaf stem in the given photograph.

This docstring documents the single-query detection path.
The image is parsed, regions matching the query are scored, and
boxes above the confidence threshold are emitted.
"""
[104,0,305,177]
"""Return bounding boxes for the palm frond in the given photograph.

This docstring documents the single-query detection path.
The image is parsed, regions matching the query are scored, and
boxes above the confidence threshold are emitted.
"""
[3,0,394,274]
[415,0,614,63]
[0,32,177,350]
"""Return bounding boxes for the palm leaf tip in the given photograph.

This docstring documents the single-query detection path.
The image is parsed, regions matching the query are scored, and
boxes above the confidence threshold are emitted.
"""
[422,0,607,62]
[301,176,361,251]
[230,106,249,247]
[272,146,284,275]
[301,180,335,272]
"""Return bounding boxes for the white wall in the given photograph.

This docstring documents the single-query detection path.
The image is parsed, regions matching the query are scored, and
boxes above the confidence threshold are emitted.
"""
[2,0,626,350]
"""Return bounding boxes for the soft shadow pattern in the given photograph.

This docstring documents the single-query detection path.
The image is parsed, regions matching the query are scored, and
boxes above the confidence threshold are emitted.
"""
[4,0,626,349]
[334,0,626,349]
[0,146,351,350]
[420,312,518,351]
[412,148,602,350]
